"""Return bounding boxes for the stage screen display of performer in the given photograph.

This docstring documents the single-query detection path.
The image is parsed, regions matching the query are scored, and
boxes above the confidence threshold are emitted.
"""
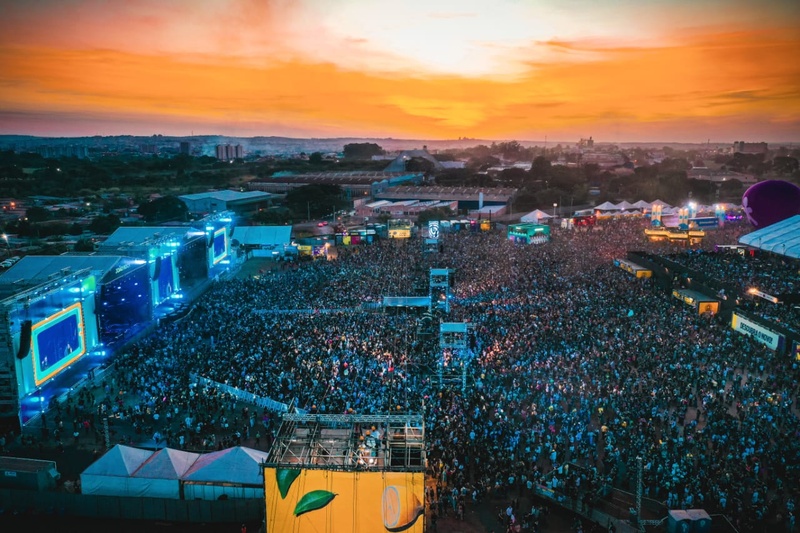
[32,302,86,386]
[212,227,228,264]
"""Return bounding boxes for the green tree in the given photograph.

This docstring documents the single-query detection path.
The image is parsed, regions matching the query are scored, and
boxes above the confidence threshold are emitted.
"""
[499,167,528,187]
[511,190,538,213]
[284,184,348,220]
[26,206,51,223]
[343,143,383,159]
[417,206,454,226]
[772,156,799,175]
[530,156,551,179]
[253,208,293,225]
[74,238,96,252]
[308,152,324,164]
[137,196,189,223]
[404,157,436,174]
[89,214,121,234]
[467,155,500,171]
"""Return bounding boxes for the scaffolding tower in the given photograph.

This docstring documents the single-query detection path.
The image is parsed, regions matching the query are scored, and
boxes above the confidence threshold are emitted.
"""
[438,322,474,393]
[264,413,426,472]
[429,268,453,313]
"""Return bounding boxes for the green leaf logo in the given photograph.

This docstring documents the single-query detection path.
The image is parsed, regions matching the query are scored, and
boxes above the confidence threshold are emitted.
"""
[276,468,301,499]
[294,490,337,516]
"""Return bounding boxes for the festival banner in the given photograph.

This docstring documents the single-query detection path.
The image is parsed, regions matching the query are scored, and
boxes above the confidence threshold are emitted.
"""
[731,313,784,351]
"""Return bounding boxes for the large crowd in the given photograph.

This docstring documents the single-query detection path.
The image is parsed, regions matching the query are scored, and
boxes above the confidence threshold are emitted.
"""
[29,216,800,532]
[664,248,800,334]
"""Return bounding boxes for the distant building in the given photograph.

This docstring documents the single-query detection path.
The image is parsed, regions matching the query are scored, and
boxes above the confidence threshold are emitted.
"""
[215,144,244,160]
[687,167,758,185]
[178,190,280,216]
[247,171,424,199]
[578,137,595,150]
[179,141,191,155]
[34,145,88,159]
[355,199,458,219]
[383,149,445,172]
[139,144,158,155]
[733,141,768,155]
[580,152,624,169]
[375,186,517,212]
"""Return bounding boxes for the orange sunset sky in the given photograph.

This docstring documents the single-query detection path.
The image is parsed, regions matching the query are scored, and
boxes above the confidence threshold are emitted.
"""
[1,0,799,143]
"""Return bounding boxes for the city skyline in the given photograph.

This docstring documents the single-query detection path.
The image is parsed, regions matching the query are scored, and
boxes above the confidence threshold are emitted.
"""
[1,0,799,143]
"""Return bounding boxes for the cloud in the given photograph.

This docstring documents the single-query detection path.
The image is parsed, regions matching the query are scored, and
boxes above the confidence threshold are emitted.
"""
[0,2,798,141]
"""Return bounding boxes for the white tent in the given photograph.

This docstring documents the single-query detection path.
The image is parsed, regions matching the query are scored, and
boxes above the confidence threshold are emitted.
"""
[181,447,270,501]
[127,448,201,499]
[80,445,154,497]
[651,199,672,208]
[632,200,651,209]
[739,215,800,259]
[594,201,619,211]
[521,209,553,223]
[614,201,635,210]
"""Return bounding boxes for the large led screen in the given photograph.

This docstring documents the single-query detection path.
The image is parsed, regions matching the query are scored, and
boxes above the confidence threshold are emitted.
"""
[31,303,86,386]
[157,254,175,302]
[265,469,424,533]
[212,228,228,264]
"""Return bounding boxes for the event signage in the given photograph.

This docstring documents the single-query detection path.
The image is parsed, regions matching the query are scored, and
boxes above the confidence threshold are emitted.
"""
[747,288,780,304]
[428,221,440,240]
[731,313,783,351]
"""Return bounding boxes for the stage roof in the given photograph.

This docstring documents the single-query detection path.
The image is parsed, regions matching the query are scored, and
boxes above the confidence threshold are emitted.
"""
[101,226,193,248]
[232,225,292,247]
[0,255,125,289]
[179,190,275,203]
[738,215,800,259]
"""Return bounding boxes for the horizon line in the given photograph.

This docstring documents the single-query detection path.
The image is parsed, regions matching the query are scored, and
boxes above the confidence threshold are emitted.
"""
[2,134,799,146]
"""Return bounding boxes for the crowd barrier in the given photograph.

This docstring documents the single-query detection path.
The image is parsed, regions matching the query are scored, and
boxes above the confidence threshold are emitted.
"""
[252,308,365,315]
[190,374,290,414]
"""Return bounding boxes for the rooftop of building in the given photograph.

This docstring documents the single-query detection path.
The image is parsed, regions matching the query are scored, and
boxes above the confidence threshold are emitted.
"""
[179,190,276,202]
[376,186,517,202]
[252,171,422,185]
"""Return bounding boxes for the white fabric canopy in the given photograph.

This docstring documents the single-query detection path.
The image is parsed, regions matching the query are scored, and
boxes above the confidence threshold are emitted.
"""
[80,445,271,500]
[614,201,635,210]
[521,209,552,222]
[595,201,619,211]
[125,448,201,499]
[182,446,270,485]
[80,445,154,496]
[182,447,271,501]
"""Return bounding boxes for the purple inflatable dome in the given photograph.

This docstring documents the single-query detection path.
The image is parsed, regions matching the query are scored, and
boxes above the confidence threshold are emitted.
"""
[742,180,800,228]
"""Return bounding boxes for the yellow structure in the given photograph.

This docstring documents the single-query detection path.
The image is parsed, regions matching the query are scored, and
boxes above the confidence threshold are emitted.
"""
[613,259,652,278]
[645,228,706,244]
[264,413,426,533]
[672,289,719,315]
[265,469,424,533]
